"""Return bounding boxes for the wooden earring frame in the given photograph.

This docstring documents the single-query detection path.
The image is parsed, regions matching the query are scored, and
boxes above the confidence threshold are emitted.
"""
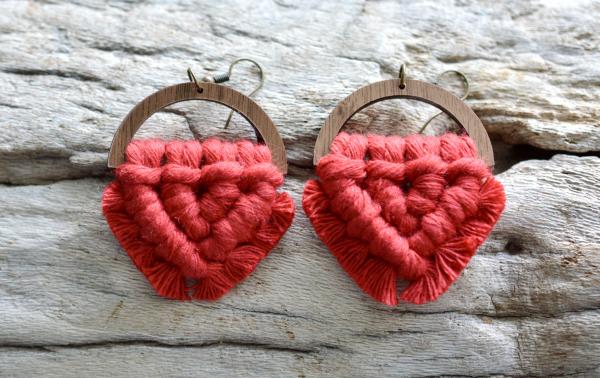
[313,78,495,168]
[108,82,288,174]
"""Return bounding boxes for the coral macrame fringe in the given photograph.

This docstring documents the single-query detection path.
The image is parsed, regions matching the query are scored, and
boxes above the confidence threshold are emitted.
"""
[303,132,505,305]
[303,180,399,305]
[102,138,294,300]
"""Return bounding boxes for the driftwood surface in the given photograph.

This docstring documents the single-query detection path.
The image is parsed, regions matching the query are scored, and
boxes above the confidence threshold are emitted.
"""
[1,1,599,377]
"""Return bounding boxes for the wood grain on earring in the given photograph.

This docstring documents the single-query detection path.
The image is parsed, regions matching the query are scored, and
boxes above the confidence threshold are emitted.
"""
[314,79,495,167]
[108,82,288,174]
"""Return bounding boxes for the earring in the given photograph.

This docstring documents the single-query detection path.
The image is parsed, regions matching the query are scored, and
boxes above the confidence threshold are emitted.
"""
[303,64,505,306]
[102,59,295,300]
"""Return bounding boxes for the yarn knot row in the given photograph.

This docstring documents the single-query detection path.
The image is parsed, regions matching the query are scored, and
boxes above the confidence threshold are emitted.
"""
[103,138,295,300]
[303,132,505,305]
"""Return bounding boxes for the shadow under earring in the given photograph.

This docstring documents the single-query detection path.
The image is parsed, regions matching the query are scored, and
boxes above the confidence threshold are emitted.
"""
[303,65,505,306]
[102,60,294,300]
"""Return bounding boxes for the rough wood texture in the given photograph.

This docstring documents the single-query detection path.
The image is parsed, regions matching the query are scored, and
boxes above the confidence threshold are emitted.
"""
[2,0,600,184]
[1,1,599,377]
[1,156,600,377]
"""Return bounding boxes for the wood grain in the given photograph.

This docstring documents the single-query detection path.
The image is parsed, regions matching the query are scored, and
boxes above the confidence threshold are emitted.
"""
[1,1,600,376]
[108,82,288,173]
[314,79,495,167]
[2,1,600,185]
[0,155,599,376]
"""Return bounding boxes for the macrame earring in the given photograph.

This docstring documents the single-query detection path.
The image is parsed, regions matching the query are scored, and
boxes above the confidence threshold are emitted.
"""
[102,59,294,300]
[303,64,505,306]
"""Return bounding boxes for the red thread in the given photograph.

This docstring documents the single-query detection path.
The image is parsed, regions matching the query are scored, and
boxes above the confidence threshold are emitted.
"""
[102,138,294,300]
[303,132,505,305]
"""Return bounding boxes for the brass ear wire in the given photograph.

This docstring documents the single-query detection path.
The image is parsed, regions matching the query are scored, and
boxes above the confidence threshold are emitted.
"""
[418,70,470,134]
[110,63,285,171]
[188,58,265,130]
[398,63,407,89]
[187,68,203,93]
[314,62,494,167]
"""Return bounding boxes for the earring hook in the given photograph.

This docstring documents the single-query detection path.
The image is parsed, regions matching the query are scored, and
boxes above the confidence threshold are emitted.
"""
[223,58,265,129]
[418,70,470,134]
[398,63,407,89]
[187,68,203,93]
[188,58,265,130]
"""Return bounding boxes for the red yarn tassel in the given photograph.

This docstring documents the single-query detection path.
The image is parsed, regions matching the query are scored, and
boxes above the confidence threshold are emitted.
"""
[191,192,295,300]
[303,180,399,305]
[102,139,294,300]
[303,132,505,305]
[103,182,191,300]
[399,237,477,304]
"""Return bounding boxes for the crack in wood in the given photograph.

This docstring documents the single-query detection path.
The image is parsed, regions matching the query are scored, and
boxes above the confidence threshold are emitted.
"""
[0,340,336,355]
[2,68,123,91]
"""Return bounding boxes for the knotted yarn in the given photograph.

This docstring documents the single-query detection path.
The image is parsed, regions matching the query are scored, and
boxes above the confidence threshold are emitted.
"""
[303,132,505,305]
[102,138,295,300]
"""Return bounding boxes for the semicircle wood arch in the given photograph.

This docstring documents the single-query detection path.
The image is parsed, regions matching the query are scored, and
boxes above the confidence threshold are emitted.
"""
[313,79,494,167]
[108,82,288,174]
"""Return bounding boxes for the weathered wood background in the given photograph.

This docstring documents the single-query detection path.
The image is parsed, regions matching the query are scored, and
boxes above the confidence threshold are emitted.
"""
[1,1,599,377]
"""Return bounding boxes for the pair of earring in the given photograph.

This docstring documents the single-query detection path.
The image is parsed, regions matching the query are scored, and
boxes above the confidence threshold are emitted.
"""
[102,59,505,306]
